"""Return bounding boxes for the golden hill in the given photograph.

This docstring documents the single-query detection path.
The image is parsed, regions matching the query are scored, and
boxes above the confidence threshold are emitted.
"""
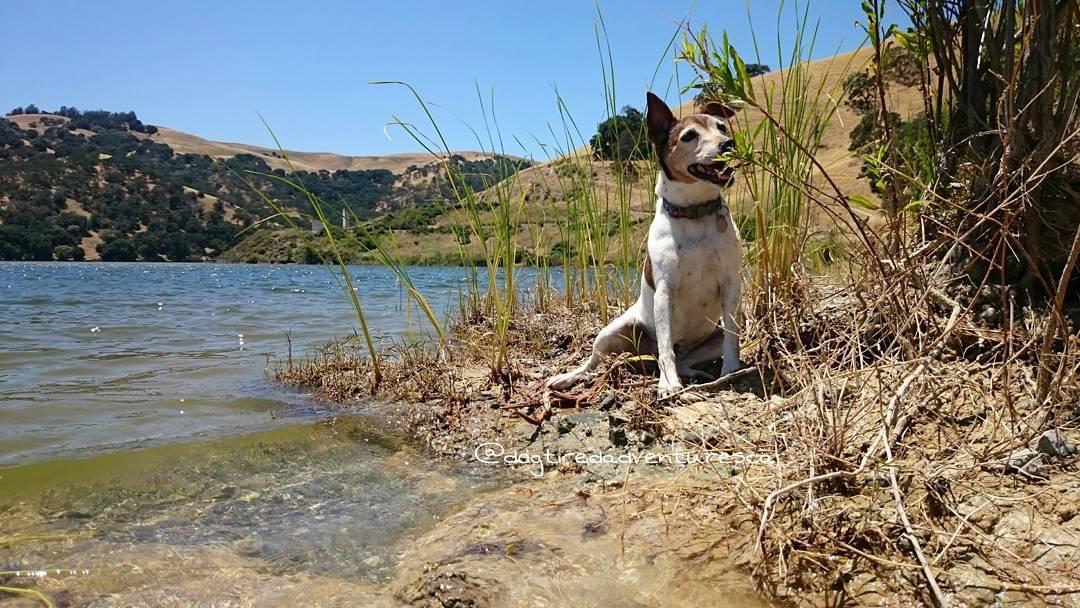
[3,113,499,175]
[403,44,928,265]
[144,127,500,174]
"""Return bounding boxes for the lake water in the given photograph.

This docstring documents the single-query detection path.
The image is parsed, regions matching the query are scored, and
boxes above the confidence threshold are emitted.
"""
[0,262,472,465]
[0,262,509,604]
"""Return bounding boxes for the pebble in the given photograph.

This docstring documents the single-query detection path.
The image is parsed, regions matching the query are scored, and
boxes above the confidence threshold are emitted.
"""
[597,391,618,411]
[608,427,629,447]
[993,448,1047,479]
[1036,428,1077,458]
[233,538,267,557]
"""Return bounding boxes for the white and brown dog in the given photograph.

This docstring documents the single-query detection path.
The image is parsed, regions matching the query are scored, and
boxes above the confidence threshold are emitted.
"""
[548,92,742,397]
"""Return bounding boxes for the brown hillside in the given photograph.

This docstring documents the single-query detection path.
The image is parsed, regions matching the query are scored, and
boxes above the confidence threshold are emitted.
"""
[143,127,499,175]
[3,113,503,175]
[434,44,928,264]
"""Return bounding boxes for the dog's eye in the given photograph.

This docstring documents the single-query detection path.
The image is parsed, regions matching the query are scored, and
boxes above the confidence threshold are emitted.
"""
[716,122,728,134]
[680,130,699,142]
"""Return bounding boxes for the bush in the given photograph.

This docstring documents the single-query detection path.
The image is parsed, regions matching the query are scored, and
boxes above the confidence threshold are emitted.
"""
[589,106,649,161]
[98,237,137,261]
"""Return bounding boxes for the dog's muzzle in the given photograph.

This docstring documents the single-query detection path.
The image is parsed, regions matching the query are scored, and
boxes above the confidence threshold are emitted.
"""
[687,140,736,187]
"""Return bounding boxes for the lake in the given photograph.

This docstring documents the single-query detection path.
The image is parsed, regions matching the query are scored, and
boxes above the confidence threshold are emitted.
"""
[0,262,510,603]
[0,262,472,465]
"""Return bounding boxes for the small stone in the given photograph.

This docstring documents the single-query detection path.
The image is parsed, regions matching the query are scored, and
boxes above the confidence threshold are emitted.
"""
[597,391,618,411]
[563,411,605,435]
[233,538,267,557]
[865,471,891,487]
[362,555,384,568]
[1005,448,1039,468]
[608,412,629,428]
[609,427,628,447]
[1036,429,1076,458]
[556,416,577,435]
[1007,449,1046,478]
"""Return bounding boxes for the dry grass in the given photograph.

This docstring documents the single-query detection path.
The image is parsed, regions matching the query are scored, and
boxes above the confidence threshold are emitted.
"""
[274,255,1080,605]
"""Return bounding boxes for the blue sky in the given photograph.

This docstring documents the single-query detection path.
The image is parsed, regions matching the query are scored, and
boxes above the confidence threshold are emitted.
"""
[2,1,903,159]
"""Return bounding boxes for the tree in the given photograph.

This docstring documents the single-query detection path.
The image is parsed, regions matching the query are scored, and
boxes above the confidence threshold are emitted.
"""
[98,237,137,261]
[53,245,76,261]
[589,106,649,161]
[746,63,770,77]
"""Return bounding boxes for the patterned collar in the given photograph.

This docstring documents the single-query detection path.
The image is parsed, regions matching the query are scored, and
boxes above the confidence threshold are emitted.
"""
[662,196,726,219]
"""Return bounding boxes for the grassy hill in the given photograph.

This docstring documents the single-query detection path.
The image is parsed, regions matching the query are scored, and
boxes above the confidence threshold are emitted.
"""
[144,125,502,175]
[340,43,927,267]
[0,111,523,262]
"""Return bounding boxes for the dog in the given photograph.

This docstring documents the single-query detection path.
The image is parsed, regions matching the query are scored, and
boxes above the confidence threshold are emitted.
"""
[547,92,742,398]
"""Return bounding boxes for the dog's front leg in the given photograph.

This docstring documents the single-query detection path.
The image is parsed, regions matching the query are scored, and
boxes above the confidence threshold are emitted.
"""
[652,279,683,398]
[720,275,742,375]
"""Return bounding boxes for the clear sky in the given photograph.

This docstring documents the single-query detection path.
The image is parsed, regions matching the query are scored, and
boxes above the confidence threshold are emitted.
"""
[2,1,904,159]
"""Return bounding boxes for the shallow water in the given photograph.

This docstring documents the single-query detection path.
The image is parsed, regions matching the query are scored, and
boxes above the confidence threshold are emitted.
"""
[1,262,506,602]
[0,416,504,606]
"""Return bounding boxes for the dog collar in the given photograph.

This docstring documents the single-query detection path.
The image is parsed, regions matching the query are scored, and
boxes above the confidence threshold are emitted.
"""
[662,197,726,219]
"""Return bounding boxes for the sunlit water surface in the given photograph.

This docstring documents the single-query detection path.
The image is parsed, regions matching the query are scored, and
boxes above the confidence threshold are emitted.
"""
[0,262,476,465]
[0,262,507,605]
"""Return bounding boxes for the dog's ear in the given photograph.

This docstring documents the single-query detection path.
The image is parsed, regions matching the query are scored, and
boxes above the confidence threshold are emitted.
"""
[702,101,736,119]
[645,92,676,148]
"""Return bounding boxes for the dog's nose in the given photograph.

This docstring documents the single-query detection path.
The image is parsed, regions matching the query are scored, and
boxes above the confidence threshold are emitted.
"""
[719,139,735,154]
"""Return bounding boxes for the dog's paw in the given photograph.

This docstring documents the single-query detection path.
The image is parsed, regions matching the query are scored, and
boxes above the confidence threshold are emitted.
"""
[546,371,580,391]
[657,378,684,399]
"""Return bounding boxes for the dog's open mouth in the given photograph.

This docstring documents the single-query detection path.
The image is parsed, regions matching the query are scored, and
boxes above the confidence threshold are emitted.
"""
[688,162,736,186]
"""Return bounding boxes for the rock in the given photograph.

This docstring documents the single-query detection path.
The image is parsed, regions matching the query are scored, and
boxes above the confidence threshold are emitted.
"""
[607,412,629,428]
[1006,448,1037,465]
[511,420,539,439]
[609,427,629,447]
[597,390,618,411]
[560,411,605,436]
[1036,428,1077,458]
[557,416,577,435]
[978,306,998,324]
[992,448,1047,479]
[233,538,268,558]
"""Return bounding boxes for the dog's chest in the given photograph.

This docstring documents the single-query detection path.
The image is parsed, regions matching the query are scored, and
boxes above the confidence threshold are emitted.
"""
[650,211,740,345]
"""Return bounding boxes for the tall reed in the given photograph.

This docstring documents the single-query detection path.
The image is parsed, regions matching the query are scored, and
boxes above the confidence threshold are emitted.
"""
[364,9,675,377]
[680,3,857,309]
